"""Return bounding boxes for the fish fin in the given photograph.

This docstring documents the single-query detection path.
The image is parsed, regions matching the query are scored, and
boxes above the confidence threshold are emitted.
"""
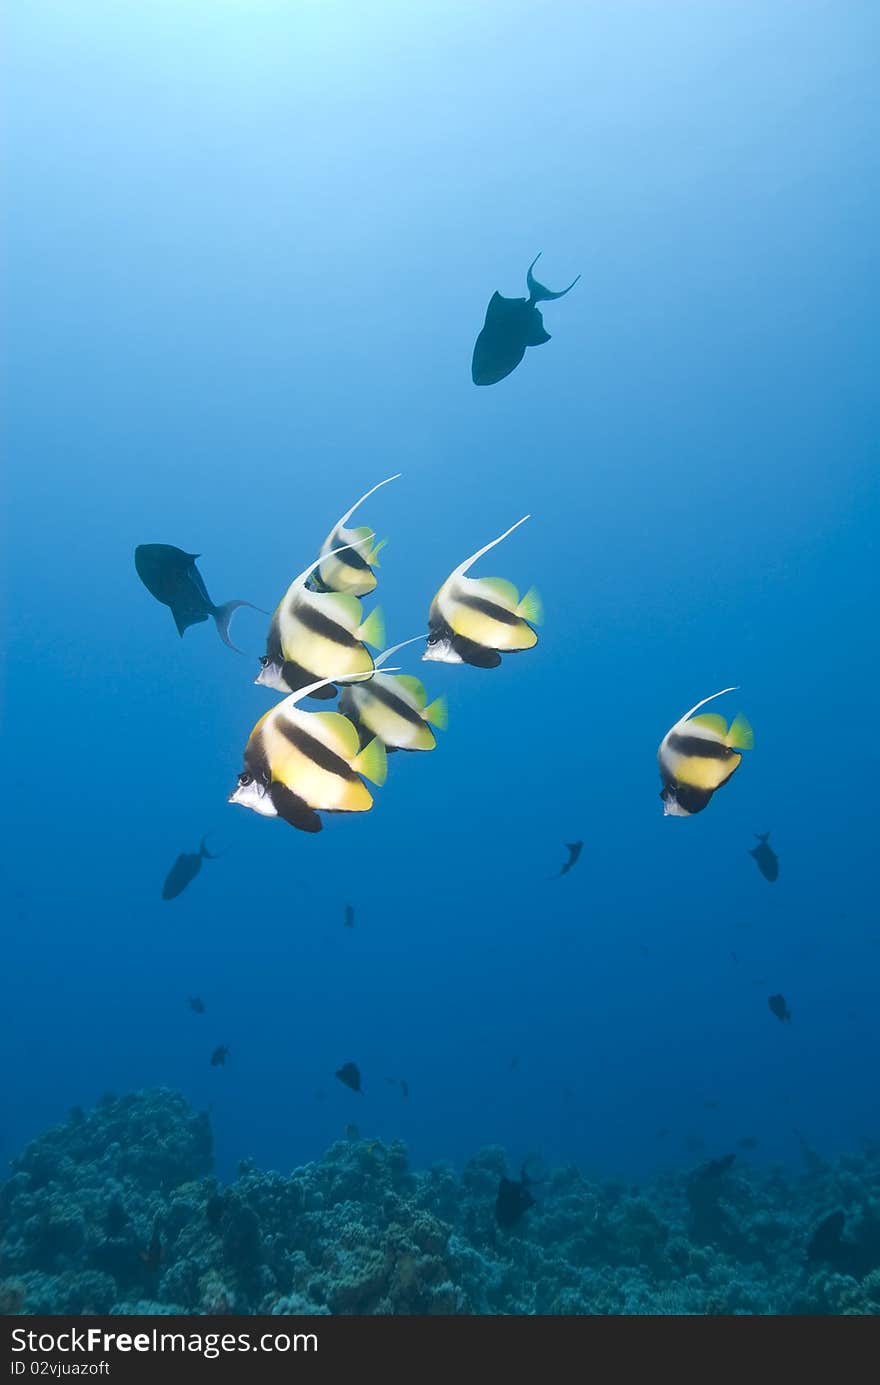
[199,836,221,860]
[334,474,402,530]
[212,601,261,653]
[676,687,739,726]
[755,832,770,843]
[516,586,543,625]
[479,577,520,608]
[689,713,728,736]
[352,736,388,787]
[453,516,531,580]
[309,711,361,760]
[269,782,322,833]
[526,253,580,303]
[357,606,386,649]
[727,714,754,751]
[375,636,424,668]
[423,695,448,730]
[320,592,364,630]
[525,311,551,347]
[368,537,387,568]
[395,673,427,706]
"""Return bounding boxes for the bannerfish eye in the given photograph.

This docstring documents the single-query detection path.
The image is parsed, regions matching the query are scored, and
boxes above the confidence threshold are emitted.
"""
[259,656,270,668]
[238,772,252,786]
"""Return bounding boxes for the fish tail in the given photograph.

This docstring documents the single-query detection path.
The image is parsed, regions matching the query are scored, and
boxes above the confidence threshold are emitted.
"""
[423,695,448,730]
[357,605,386,649]
[200,835,220,860]
[516,586,543,625]
[212,601,262,653]
[526,252,580,304]
[727,714,754,751]
[754,831,770,844]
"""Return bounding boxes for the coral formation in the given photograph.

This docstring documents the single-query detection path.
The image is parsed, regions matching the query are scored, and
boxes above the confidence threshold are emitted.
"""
[1,1091,879,1315]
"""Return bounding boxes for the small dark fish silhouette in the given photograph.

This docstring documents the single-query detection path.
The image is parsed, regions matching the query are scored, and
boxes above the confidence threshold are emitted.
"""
[703,1099,720,1110]
[385,1077,409,1101]
[336,1061,362,1093]
[105,1198,128,1236]
[768,994,792,1023]
[162,837,219,900]
[135,543,259,652]
[140,1222,163,1273]
[685,1133,706,1153]
[187,996,206,1014]
[558,841,583,877]
[737,1136,759,1150]
[495,1168,536,1228]
[344,903,355,929]
[691,1153,736,1183]
[472,254,579,386]
[509,1055,519,1071]
[344,1123,361,1142]
[731,952,740,966]
[210,1045,230,1066]
[749,832,779,882]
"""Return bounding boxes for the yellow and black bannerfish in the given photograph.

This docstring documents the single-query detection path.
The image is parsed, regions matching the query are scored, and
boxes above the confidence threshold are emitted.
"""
[423,516,542,668]
[338,638,448,752]
[257,545,385,698]
[315,475,401,597]
[229,675,389,832]
[658,687,754,817]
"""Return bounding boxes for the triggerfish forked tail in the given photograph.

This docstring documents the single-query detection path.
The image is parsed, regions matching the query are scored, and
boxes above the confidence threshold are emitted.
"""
[314,474,401,597]
[424,516,542,667]
[658,688,754,817]
[471,253,580,387]
[338,637,448,751]
[134,544,260,652]
[257,542,386,698]
[229,674,391,833]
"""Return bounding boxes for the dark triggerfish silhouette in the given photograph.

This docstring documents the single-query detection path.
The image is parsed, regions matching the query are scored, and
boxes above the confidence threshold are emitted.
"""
[336,1061,363,1093]
[471,254,579,386]
[558,841,583,877]
[768,994,792,1023]
[749,832,779,882]
[135,544,258,652]
[162,837,219,901]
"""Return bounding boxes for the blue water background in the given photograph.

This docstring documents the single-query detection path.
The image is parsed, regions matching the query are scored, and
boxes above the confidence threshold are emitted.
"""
[3,1,878,1183]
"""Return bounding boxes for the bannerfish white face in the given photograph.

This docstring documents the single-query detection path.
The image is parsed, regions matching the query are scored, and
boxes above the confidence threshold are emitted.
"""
[228,773,277,817]
[422,634,462,664]
[254,658,286,691]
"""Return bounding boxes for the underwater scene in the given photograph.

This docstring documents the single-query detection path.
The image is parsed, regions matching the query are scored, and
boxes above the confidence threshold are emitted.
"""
[3,2,879,1317]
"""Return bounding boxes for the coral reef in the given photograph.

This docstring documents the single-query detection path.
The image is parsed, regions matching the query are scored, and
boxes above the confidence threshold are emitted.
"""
[1,1091,879,1314]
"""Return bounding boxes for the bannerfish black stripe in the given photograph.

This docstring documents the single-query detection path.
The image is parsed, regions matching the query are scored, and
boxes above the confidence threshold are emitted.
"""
[664,782,714,814]
[666,733,733,761]
[330,531,370,571]
[456,594,520,625]
[276,721,357,780]
[245,740,272,784]
[280,659,337,699]
[291,603,362,648]
[363,681,424,728]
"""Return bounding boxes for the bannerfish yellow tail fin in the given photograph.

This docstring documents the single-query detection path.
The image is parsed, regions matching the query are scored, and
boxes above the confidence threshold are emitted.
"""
[352,736,388,787]
[727,714,754,751]
[452,515,531,581]
[516,587,543,625]
[334,474,402,530]
[423,696,448,731]
[358,606,386,649]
